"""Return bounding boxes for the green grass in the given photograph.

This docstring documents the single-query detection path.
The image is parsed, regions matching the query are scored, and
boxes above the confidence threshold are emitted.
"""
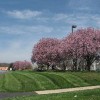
[4,88,100,100]
[4,73,22,91]
[0,71,100,92]
[0,74,5,91]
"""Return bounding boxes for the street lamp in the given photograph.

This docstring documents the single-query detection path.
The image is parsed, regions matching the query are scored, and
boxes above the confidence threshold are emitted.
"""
[71,25,77,70]
[72,25,77,33]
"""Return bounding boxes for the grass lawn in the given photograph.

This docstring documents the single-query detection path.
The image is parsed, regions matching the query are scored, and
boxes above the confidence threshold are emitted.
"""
[4,88,100,100]
[0,71,100,92]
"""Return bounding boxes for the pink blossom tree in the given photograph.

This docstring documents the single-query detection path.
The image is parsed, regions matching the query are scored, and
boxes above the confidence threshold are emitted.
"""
[62,28,100,71]
[31,27,100,71]
[13,61,32,70]
[31,38,62,70]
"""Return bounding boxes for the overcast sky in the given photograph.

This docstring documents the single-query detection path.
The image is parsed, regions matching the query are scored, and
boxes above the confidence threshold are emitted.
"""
[0,0,100,63]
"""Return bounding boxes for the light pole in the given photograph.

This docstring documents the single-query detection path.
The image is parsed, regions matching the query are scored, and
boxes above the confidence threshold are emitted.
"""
[71,25,77,70]
[72,25,77,33]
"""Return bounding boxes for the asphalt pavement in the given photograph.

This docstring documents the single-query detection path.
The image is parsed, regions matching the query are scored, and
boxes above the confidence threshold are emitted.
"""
[0,92,35,100]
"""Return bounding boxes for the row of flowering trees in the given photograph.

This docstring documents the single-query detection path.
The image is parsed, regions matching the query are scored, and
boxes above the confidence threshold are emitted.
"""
[31,28,100,71]
[9,61,32,70]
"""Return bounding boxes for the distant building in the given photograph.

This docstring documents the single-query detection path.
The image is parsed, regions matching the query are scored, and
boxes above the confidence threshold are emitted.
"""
[0,67,8,71]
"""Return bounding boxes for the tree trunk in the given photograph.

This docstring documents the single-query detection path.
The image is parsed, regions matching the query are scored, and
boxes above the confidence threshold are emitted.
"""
[47,63,50,70]
[73,58,77,71]
[85,57,93,71]
[52,64,55,70]
[86,62,91,71]
[62,61,66,71]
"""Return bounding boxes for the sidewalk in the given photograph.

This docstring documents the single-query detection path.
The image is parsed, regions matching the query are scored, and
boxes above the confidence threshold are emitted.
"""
[35,85,100,94]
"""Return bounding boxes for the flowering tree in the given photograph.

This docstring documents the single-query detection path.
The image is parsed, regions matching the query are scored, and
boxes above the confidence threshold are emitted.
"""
[13,61,32,70]
[31,38,62,70]
[62,28,100,71]
[31,27,100,71]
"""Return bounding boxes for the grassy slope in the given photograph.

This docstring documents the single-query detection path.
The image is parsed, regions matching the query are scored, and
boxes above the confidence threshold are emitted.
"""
[4,88,100,100]
[0,74,5,92]
[0,71,100,92]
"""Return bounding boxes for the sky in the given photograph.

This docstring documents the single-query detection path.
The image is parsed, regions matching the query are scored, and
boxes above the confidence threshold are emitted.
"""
[0,0,100,63]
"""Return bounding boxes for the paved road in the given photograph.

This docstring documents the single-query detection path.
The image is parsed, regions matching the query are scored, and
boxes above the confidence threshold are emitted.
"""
[0,92,35,100]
